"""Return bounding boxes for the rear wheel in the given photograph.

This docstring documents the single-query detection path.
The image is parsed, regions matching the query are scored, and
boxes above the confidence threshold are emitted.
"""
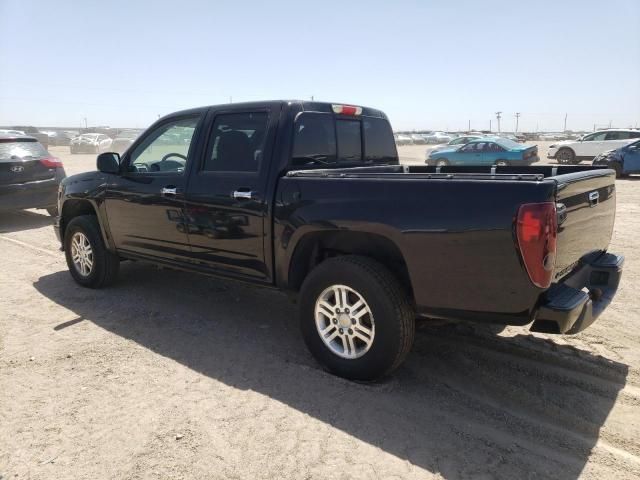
[64,215,119,288]
[556,148,575,164]
[299,255,415,381]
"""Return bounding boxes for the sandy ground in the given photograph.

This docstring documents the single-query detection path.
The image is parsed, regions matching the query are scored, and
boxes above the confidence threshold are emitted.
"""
[1,145,639,479]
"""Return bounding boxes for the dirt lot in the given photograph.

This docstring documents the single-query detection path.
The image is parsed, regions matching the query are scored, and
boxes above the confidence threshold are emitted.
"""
[1,145,639,479]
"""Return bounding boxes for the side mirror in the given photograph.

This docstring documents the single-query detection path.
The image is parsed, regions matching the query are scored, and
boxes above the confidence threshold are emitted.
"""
[97,152,120,174]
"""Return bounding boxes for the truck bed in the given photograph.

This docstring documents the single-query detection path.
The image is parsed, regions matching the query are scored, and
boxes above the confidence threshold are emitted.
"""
[280,163,617,324]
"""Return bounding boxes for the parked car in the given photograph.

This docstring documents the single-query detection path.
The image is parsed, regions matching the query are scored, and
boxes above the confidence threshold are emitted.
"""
[394,133,413,145]
[593,139,640,178]
[426,137,539,166]
[70,133,113,154]
[11,126,49,148]
[110,130,140,154]
[0,129,26,136]
[547,129,640,164]
[410,133,426,145]
[424,131,453,144]
[54,100,622,381]
[424,135,484,159]
[497,133,518,142]
[46,131,73,146]
[0,134,65,215]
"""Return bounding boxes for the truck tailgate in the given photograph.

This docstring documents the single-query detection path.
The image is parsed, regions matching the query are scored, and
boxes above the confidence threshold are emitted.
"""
[553,169,616,281]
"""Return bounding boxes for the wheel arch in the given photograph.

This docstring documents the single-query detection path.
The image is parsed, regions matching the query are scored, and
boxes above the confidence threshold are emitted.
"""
[285,230,414,304]
[60,199,112,250]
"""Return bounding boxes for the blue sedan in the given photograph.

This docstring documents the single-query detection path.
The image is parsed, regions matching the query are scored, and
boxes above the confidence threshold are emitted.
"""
[426,137,539,166]
[593,139,640,178]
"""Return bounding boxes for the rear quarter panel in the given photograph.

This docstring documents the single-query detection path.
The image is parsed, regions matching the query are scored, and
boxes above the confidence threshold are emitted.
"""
[275,176,556,320]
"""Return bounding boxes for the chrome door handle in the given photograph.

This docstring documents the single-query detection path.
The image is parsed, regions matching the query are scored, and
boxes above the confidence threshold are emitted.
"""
[161,187,177,196]
[233,190,254,200]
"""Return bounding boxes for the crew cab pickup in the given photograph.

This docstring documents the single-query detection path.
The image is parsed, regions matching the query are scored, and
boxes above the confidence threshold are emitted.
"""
[54,100,624,380]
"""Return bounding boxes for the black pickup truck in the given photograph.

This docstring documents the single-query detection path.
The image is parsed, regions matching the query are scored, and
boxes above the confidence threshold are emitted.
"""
[54,100,623,380]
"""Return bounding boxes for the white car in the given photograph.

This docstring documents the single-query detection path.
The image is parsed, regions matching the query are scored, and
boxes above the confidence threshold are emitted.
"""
[410,133,426,145]
[70,133,113,154]
[424,131,453,144]
[0,129,26,136]
[394,134,413,146]
[547,129,640,164]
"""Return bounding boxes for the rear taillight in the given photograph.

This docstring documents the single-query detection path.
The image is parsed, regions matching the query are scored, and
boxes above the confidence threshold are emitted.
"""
[515,202,557,288]
[40,157,63,168]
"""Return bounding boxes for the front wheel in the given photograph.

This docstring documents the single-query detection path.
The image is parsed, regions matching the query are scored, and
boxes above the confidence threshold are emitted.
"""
[64,215,120,288]
[299,256,415,381]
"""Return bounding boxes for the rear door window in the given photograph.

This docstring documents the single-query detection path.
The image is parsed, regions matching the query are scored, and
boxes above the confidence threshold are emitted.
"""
[605,131,625,140]
[203,112,269,172]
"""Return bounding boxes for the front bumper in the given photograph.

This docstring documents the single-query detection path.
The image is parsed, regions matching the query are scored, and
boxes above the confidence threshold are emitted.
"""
[532,252,624,334]
[547,149,558,159]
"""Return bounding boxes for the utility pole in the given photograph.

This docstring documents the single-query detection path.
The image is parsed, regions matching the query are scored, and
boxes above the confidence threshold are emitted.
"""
[495,111,502,133]
[515,112,521,133]
[229,96,233,103]
[564,113,568,132]
[468,119,471,132]
[311,95,314,101]
[489,119,492,132]
[83,117,87,129]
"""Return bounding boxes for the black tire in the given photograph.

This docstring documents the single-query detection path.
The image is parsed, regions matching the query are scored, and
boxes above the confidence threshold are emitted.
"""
[299,255,415,381]
[46,206,58,217]
[611,162,627,179]
[64,215,119,288]
[556,148,575,164]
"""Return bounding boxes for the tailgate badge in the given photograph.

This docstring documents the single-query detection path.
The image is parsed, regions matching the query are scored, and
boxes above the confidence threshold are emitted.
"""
[10,165,24,173]
[588,190,599,207]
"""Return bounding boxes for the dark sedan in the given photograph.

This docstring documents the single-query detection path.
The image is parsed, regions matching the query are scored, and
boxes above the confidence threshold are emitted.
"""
[0,135,66,216]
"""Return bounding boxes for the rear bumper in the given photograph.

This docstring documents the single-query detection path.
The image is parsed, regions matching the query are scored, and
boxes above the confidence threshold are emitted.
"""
[532,252,624,334]
[0,174,62,211]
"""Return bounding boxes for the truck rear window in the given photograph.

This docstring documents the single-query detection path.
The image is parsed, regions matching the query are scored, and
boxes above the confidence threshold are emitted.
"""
[292,113,397,167]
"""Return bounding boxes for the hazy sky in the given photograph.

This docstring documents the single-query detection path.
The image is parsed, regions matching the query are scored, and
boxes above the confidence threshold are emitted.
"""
[1,0,639,132]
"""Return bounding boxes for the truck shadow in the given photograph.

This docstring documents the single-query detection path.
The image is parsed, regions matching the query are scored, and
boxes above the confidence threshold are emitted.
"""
[0,209,53,233]
[34,263,630,480]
